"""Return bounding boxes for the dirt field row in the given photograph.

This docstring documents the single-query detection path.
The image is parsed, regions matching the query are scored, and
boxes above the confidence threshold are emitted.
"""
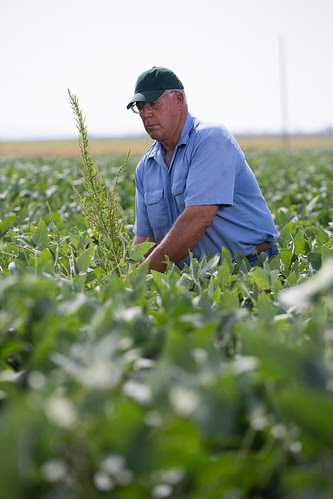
[1,134,333,158]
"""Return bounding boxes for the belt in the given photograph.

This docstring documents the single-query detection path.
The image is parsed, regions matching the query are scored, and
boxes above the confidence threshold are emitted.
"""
[246,241,277,259]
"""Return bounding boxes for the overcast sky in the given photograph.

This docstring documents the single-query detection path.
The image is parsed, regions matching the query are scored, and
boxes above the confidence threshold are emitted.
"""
[1,0,332,141]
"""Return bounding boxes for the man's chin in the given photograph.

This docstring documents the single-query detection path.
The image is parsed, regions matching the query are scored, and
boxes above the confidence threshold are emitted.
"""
[146,128,160,140]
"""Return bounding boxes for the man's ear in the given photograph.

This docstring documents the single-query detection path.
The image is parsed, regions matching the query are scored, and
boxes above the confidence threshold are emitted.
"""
[175,90,185,109]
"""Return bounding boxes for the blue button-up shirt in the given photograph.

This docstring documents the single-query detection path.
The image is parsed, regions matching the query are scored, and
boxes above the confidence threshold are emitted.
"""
[134,113,278,264]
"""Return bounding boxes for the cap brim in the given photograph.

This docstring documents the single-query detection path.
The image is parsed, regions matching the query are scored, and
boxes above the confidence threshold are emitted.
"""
[126,89,165,109]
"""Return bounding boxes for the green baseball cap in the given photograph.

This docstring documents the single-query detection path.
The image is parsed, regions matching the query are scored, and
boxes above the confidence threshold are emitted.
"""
[127,66,184,109]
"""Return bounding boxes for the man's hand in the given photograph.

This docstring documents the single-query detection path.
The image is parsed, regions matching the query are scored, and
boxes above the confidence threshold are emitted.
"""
[145,204,218,273]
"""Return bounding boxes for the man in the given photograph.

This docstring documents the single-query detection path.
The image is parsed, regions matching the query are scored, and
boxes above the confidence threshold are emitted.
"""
[127,66,279,273]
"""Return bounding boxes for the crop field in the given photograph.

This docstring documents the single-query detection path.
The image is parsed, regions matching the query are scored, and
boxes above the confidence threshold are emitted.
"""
[1,131,333,158]
[0,144,333,497]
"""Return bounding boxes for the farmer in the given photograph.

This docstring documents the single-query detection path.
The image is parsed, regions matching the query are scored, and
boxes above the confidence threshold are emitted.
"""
[127,66,279,273]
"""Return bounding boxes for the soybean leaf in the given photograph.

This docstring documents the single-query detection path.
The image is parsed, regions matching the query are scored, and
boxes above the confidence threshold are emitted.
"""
[293,230,306,256]
[315,225,329,244]
[217,259,232,288]
[251,267,272,290]
[280,249,294,270]
[37,249,54,273]
[287,271,298,287]
[31,218,49,250]
[221,246,233,268]
[255,293,277,320]
[75,247,94,273]
[307,251,322,271]
[0,216,16,237]
[127,242,155,263]
[73,274,86,292]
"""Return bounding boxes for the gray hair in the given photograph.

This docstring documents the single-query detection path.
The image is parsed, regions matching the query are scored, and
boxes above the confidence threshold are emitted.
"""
[171,88,187,105]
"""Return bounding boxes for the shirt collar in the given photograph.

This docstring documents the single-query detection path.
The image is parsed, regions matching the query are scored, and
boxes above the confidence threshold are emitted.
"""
[178,112,194,146]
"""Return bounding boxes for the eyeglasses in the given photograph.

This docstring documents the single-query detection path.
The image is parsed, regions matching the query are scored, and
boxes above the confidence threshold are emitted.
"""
[130,91,176,114]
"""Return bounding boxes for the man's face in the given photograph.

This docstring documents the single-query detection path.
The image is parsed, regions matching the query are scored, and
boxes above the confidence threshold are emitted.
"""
[139,90,184,144]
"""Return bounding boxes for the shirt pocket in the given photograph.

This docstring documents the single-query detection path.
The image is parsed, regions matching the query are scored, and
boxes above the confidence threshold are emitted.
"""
[144,189,170,232]
[172,178,186,212]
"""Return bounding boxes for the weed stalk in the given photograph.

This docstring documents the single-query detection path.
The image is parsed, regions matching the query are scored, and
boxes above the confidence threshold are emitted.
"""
[68,89,129,278]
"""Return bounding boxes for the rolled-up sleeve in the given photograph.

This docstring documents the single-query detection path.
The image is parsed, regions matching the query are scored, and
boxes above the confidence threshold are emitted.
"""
[184,128,239,207]
[133,166,154,237]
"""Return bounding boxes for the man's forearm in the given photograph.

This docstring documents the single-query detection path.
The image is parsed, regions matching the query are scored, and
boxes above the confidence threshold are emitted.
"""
[146,205,218,273]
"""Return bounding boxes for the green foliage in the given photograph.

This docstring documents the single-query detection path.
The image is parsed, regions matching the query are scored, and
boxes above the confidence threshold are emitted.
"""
[68,89,129,277]
[0,149,333,497]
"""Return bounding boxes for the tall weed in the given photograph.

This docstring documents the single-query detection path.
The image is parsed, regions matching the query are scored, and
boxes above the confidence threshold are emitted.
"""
[68,89,129,277]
